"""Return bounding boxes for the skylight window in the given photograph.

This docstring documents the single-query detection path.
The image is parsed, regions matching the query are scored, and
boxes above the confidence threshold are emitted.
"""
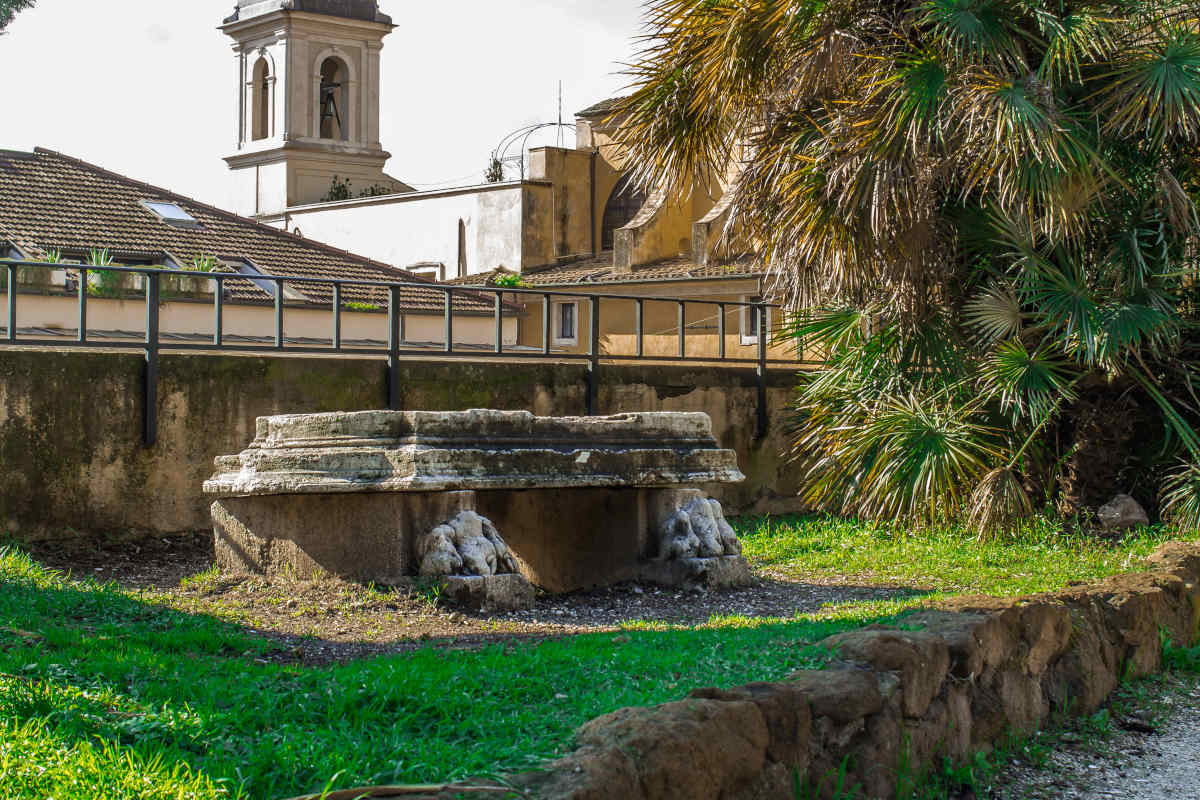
[141,201,201,228]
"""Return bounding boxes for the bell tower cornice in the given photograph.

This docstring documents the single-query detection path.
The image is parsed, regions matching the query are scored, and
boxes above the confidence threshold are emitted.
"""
[223,1,393,26]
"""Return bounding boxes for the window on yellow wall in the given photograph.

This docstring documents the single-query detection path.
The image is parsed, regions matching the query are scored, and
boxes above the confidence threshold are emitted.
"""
[741,296,769,346]
[553,301,578,346]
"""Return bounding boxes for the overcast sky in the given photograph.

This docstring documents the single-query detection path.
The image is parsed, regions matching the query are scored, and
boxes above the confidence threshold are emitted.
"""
[0,0,644,209]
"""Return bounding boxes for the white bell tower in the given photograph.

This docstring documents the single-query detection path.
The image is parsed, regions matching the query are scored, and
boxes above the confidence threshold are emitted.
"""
[221,0,411,217]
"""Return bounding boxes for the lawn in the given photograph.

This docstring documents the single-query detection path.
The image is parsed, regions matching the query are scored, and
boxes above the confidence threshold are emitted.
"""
[741,515,1193,599]
[0,517,1191,800]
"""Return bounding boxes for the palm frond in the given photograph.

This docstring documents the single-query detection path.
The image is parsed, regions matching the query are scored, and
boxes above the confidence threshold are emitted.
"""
[1097,299,1176,365]
[1162,460,1200,530]
[1097,25,1200,142]
[982,339,1077,420]
[1035,8,1121,85]
[921,0,1025,66]
[964,283,1024,343]
[968,467,1034,536]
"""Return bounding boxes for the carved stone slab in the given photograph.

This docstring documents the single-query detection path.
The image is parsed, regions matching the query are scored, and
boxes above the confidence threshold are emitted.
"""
[203,410,746,497]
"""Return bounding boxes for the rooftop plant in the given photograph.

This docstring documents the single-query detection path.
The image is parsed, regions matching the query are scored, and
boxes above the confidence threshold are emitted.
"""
[189,255,218,273]
[491,272,525,289]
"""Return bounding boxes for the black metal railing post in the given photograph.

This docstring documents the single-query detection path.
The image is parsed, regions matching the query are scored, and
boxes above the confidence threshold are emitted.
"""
[213,275,224,347]
[494,293,503,354]
[444,289,454,354]
[75,268,87,345]
[332,283,342,351]
[587,296,601,416]
[677,301,686,359]
[718,303,727,360]
[756,304,768,439]
[388,285,402,410]
[542,294,551,355]
[144,272,160,447]
[274,279,285,349]
[5,263,15,342]
[635,298,644,358]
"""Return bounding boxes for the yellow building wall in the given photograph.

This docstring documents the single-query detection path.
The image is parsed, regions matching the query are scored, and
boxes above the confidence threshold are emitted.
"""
[508,280,799,362]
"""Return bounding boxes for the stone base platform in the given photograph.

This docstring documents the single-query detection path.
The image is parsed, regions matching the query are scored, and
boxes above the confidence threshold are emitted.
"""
[205,410,753,609]
[630,556,753,590]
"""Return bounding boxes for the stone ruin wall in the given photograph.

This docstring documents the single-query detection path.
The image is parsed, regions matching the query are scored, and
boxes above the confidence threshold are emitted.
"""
[402,542,1200,800]
[0,350,801,542]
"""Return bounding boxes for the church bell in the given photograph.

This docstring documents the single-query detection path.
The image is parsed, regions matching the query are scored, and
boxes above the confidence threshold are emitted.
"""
[320,80,342,131]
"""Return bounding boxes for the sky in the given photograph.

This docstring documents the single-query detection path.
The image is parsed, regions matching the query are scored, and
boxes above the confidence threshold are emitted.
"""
[0,0,645,210]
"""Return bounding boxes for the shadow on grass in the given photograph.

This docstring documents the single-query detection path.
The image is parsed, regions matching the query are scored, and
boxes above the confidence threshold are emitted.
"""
[0,547,907,800]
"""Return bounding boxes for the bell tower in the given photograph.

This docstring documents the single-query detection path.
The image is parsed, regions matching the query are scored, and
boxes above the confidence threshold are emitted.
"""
[221,0,411,217]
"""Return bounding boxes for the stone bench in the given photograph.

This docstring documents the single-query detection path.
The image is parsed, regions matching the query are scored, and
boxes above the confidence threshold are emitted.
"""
[204,410,752,610]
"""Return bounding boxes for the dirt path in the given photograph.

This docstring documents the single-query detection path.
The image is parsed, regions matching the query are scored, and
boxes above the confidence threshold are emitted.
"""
[25,534,918,664]
[992,676,1200,800]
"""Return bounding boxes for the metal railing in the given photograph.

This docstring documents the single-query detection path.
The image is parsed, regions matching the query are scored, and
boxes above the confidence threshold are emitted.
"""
[1,260,799,446]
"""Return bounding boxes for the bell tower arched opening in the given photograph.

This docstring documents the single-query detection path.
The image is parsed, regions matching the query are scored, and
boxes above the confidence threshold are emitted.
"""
[319,57,350,141]
[251,57,272,141]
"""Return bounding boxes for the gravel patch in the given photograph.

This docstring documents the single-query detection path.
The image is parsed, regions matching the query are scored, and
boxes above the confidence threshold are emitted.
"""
[24,533,920,664]
[991,675,1200,800]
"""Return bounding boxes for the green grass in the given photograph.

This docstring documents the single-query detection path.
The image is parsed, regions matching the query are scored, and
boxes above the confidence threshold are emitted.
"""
[741,514,1193,598]
[0,546,857,800]
[2,517,1192,800]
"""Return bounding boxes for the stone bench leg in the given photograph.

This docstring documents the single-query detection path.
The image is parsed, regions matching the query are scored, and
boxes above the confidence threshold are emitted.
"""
[639,487,752,589]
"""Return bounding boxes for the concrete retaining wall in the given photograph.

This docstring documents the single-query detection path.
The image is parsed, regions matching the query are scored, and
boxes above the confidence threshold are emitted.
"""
[0,350,802,541]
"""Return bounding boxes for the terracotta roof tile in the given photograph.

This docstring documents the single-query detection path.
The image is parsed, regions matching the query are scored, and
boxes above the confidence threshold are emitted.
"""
[577,97,628,118]
[467,254,766,288]
[0,148,497,314]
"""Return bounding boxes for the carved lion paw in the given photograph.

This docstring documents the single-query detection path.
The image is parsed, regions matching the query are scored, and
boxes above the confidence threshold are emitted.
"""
[417,511,519,578]
[660,497,742,560]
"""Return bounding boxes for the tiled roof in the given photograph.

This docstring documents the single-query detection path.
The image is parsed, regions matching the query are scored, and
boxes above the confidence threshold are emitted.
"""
[0,148,496,314]
[576,97,628,118]
[445,267,519,287]
[453,254,766,288]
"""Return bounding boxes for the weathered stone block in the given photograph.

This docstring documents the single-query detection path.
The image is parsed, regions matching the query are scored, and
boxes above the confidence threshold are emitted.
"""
[824,628,950,718]
[569,699,769,800]
[787,668,884,725]
[690,682,813,769]
[206,410,751,598]
[439,575,535,614]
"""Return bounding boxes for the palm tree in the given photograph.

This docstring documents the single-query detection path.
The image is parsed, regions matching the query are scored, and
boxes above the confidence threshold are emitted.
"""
[0,0,34,32]
[616,0,1200,529]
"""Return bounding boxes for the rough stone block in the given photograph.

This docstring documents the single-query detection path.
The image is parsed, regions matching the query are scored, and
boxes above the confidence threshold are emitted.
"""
[570,699,769,800]
[635,555,754,590]
[824,628,950,718]
[787,668,884,725]
[690,682,813,769]
[439,575,535,613]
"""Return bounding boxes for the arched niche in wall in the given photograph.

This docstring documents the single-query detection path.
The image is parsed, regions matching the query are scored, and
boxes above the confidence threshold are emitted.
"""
[251,55,274,141]
[315,54,354,141]
[601,175,647,251]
